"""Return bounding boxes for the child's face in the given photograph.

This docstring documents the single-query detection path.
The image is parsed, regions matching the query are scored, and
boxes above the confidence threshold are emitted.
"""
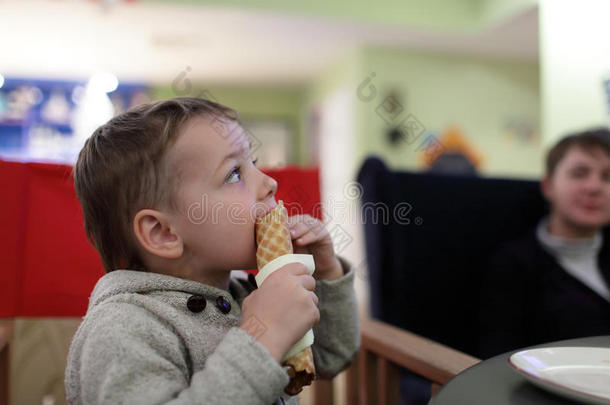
[166,115,278,275]
[544,145,610,230]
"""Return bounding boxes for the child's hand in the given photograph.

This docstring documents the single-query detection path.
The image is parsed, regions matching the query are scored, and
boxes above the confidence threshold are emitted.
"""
[240,263,319,363]
[287,215,343,280]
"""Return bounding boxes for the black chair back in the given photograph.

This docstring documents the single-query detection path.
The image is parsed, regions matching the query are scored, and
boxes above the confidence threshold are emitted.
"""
[357,156,548,356]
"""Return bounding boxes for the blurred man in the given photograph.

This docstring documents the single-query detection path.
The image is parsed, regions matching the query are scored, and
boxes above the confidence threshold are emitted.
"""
[479,128,610,358]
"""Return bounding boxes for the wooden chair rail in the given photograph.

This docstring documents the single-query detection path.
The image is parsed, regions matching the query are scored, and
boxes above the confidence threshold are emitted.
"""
[0,320,14,405]
[342,318,481,405]
[361,318,480,384]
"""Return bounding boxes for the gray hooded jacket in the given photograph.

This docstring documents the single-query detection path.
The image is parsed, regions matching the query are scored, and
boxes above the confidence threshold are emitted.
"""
[65,257,359,404]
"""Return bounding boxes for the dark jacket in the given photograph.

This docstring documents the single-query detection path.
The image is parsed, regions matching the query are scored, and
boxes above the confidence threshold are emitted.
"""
[479,230,610,359]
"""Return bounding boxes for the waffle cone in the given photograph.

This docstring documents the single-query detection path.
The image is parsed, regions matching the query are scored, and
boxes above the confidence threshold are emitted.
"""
[282,346,316,395]
[256,200,293,269]
[255,200,316,395]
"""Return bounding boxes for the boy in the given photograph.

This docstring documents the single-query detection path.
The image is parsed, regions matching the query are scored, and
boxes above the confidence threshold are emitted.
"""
[480,128,610,358]
[65,97,360,404]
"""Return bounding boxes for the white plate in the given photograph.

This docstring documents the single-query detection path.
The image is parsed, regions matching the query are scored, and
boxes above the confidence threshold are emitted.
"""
[509,347,610,404]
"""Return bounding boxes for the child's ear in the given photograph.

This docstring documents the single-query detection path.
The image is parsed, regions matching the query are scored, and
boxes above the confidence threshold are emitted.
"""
[133,209,183,259]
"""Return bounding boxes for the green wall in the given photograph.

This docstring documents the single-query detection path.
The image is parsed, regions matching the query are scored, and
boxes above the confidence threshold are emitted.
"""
[145,0,537,32]
[144,0,479,31]
[302,47,542,179]
[150,48,542,179]
[152,85,306,164]
[355,47,542,178]
[478,0,537,27]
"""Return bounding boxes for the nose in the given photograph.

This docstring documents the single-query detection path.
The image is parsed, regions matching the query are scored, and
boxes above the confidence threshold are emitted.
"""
[584,173,604,193]
[258,172,278,201]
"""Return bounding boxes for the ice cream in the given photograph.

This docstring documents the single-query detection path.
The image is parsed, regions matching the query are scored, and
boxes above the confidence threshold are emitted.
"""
[255,200,316,395]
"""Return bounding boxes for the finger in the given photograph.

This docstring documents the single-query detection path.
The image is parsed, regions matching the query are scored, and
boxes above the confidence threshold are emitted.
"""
[298,274,316,291]
[272,263,306,279]
[311,306,320,326]
[289,222,314,240]
[295,221,325,242]
[295,225,329,246]
[285,262,309,275]
[288,214,318,230]
[308,290,319,307]
[287,214,308,228]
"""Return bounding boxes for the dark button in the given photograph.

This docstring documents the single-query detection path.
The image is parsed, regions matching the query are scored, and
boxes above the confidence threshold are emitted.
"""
[216,296,231,314]
[187,295,206,313]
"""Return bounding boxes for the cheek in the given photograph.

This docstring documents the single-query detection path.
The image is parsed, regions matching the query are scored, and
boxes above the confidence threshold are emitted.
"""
[183,207,256,255]
[213,207,258,264]
[207,198,257,244]
[550,181,579,208]
[224,202,255,226]
[602,184,610,202]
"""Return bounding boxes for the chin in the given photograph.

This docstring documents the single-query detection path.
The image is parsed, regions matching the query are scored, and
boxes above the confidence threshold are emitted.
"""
[239,251,258,270]
[570,213,608,231]
[246,257,258,270]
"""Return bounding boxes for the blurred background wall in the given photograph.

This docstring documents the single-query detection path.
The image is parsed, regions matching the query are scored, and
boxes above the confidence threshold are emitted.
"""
[540,0,610,144]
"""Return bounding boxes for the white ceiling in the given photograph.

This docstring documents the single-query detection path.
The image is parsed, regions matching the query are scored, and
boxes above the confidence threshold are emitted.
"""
[0,0,539,86]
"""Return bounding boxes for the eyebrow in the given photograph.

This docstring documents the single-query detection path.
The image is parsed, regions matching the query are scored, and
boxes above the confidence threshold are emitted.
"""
[570,163,590,169]
[214,144,250,176]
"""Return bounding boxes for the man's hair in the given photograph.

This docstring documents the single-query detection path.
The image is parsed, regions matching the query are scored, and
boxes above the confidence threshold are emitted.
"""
[73,97,238,273]
[546,127,610,176]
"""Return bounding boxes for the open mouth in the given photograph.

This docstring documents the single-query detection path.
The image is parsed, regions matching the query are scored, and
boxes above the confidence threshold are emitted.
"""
[253,201,278,243]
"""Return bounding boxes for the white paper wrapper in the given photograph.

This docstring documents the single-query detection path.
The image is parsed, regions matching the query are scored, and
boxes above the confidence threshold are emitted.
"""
[255,253,315,362]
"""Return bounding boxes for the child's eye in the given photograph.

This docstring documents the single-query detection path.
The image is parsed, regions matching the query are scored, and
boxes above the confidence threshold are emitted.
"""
[225,167,241,184]
[252,157,259,166]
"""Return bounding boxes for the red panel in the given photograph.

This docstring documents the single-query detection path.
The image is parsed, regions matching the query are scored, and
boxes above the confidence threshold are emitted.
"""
[262,166,322,221]
[0,161,320,317]
[21,163,103,316]
[0,161,28,317]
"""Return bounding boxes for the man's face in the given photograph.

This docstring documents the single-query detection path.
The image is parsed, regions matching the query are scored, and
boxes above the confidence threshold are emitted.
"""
[165,115,278,274]
[543,146,610,231]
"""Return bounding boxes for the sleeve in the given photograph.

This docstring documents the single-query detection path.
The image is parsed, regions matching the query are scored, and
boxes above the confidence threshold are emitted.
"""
[478,244,530,359]
[78,302,289,405]
[311,256,361,379]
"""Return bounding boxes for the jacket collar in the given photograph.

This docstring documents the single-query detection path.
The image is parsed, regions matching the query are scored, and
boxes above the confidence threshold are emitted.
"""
[88,269,251,312]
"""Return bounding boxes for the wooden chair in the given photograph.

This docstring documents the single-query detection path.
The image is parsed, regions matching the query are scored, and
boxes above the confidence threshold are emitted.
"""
[311,318,480,405]
[348,318,480,404]
[0,320,14,405]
